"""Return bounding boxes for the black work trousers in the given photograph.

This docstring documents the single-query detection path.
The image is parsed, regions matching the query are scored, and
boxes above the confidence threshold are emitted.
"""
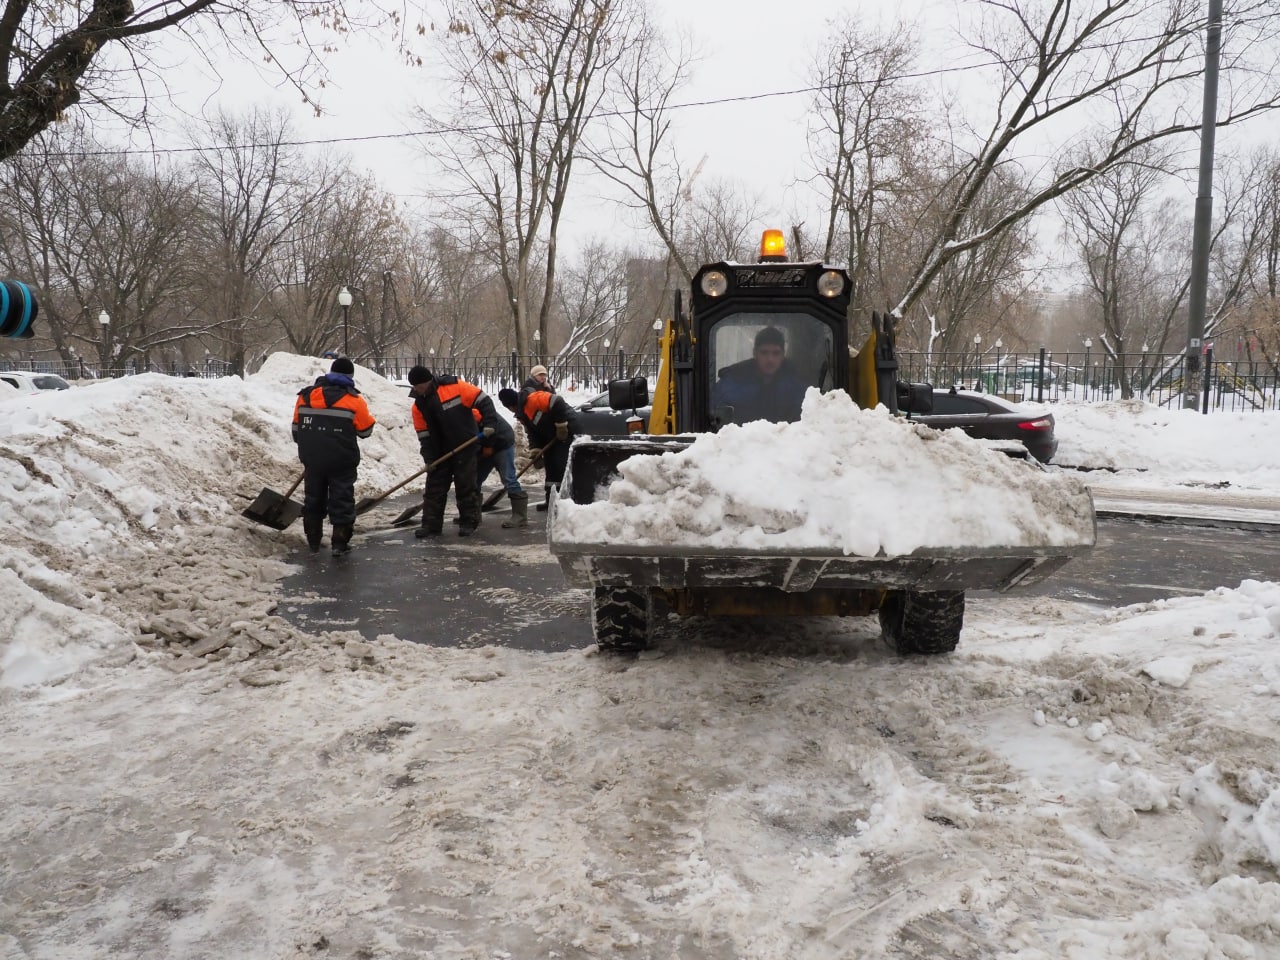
[302,463,358,526]
[541,439,570,486]
[421,445,480,532]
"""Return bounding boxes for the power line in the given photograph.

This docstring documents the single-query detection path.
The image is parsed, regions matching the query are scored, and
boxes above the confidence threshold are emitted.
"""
[27,14,1271,161]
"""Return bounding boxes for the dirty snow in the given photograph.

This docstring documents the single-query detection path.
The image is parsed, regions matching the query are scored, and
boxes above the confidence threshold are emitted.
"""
[551,389,1095,554]
[1,357,1279,959]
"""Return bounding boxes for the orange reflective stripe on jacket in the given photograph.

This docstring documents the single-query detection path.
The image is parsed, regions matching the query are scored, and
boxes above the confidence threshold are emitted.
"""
[437,380,482,412]
[522,389,555,427]
[294,386,376,437]
[413,380,488,437]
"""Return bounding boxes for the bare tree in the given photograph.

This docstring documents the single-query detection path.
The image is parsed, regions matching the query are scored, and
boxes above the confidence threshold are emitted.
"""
[186,108,342,373]
[892,0,1280,319]
[805,17,926,317]
[259,170,408,362]
[587,14,703,284]
[423,0,644,362]
[0,127,97,362]
[553,238,630,357]
[0,124,203,371]
[1059,145,1188,362]
[0,0,428,161]
[684,177,770,266]
[1218,149,1280,374]
[1205,149,1280,359]
[414,224,519,360]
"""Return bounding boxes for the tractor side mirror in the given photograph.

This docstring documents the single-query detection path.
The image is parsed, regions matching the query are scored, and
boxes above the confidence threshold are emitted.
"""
[896,380,934,416]
[608,376,648,412]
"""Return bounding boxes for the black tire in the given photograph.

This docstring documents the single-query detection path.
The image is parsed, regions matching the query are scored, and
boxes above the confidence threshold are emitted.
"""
[879,590,965,656]
[592,586,651,654]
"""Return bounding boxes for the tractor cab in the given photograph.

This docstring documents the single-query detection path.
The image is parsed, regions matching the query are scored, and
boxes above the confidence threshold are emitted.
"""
[639,229,864,435]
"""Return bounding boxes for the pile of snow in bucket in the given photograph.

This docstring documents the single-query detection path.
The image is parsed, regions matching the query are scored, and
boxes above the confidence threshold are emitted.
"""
[552,389,1095,556]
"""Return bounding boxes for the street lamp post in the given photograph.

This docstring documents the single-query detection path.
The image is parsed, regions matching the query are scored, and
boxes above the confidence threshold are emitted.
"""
[994,338,1003,392]
[1083,338,1092,398]
[532,329,541,365]
[98,310,110,377]
[972,333,981,388]
[337,286,353,356]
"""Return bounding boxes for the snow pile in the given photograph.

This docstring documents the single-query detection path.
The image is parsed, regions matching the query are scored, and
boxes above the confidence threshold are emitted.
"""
[0,355,422,688]
[553,388,1095,554]
[1181,763,1280,875]
[1054,399,1280,490]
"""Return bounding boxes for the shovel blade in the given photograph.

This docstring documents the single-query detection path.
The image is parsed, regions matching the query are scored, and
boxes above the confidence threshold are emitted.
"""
[241,487,304,530]
[354,497,379,516]
[390,503,423,527]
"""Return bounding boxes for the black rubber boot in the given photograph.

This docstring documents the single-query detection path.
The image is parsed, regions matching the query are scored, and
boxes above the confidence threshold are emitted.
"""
[303,515,324,552]
[415,524,442,540]
[331,524,353,556]
[501,492,530,528]
[535,482,553,512]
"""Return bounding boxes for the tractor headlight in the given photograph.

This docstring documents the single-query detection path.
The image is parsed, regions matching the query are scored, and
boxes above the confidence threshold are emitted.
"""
[700,270,728,297]
[817,271,845,298]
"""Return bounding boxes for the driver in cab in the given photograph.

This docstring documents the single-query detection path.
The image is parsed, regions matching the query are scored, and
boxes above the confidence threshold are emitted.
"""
[712,325,808,424]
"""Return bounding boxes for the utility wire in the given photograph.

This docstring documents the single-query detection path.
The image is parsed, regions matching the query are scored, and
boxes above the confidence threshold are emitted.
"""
[28,14,1266,161]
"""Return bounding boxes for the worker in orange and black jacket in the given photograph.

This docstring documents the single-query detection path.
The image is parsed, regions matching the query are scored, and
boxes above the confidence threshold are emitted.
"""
[515,364,578,511]
[292,357,377,555]
[406,365,499,539]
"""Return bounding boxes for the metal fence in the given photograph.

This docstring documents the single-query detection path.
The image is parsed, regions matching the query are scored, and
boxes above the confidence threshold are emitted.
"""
[0,357,239,380]
[358,350,662,396]
[6,347,1277,413]
[897,349,1280,413]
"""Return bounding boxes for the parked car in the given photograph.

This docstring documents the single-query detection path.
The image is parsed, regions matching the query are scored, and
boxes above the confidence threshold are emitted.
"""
[0,371,72,395]
[575,384,1057,463]
[910,387,1057,463]
[573,389,651,436]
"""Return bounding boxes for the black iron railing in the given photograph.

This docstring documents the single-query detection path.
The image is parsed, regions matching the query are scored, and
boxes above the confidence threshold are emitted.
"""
[5,348,1276,412]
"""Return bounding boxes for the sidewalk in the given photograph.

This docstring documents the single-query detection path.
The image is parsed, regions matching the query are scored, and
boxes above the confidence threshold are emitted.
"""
[1085,480,1280,528]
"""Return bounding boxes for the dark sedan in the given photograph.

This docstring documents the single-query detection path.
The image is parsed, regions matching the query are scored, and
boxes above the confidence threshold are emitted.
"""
[573,386,1057,463]
[574,390,651,436]
[909,387,1057,463]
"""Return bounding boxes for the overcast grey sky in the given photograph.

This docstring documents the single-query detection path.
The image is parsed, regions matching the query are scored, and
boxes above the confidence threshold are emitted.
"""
[153,0,946,253]
[133,0,1273,287]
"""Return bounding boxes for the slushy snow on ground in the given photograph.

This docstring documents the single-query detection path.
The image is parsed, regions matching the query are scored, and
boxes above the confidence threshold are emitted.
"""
[1,357,1279,959]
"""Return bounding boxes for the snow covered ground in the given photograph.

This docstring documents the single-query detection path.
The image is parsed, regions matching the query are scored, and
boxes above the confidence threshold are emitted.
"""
[2,359,1279,959]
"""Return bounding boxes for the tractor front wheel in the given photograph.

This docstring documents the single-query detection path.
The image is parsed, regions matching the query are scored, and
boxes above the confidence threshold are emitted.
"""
[879,590,965,656]
[592,586,651,654]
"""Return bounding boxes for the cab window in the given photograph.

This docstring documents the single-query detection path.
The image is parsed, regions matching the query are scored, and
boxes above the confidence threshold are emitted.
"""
[707,314,834,426]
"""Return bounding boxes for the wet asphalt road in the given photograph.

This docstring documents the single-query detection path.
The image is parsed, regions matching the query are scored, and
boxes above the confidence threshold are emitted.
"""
[277,490,1280,653]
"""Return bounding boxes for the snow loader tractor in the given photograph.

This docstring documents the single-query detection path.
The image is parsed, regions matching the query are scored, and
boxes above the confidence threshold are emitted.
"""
[547,230,1096,655]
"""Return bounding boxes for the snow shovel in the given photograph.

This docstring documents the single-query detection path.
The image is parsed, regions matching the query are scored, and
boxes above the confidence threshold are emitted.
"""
[479,439,557,512]
[241,470,305,531]
[354,466,430,516]
[388,437,481,527]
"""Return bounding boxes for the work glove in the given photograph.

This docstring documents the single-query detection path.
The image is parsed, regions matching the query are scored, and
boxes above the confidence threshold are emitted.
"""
[482,426,496,440]
[555,421,569,442]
